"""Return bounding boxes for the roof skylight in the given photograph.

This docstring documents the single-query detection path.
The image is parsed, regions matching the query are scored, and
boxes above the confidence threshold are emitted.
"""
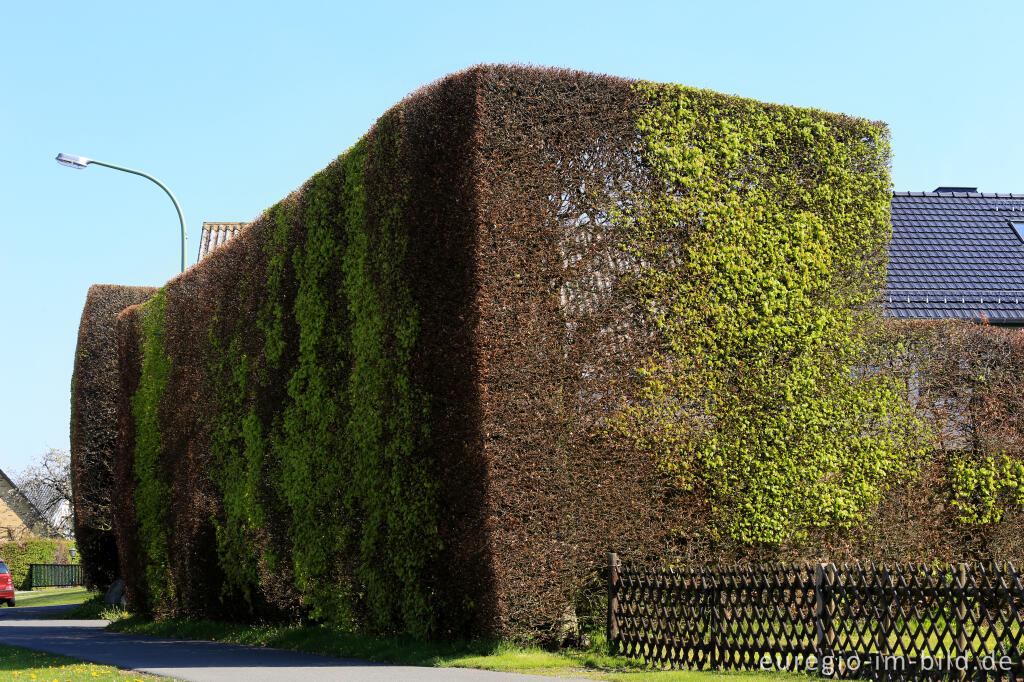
[1013,222,1024,243]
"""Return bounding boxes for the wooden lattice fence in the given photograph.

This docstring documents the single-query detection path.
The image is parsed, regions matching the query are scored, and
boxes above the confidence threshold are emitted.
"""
[607,554,1024,680]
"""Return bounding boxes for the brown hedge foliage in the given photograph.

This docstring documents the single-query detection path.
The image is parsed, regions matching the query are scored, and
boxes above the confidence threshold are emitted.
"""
[859,320,1024,561]
[106,66,686,636]
[106,65,922,639]
[70,284,157,589]
[676,320,1024,567]
[114,218,294,620]
[113,303,145,610]
[471,67,683,636]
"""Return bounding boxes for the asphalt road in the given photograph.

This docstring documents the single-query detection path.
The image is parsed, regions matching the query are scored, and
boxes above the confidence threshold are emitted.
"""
[0,606,574,682]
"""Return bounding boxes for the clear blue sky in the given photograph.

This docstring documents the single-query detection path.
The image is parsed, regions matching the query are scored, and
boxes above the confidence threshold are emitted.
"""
[2,0,1022,474]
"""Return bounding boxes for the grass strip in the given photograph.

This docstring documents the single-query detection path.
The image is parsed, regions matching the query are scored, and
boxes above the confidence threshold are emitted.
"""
[9,587,93,610]
[107,617,803,681]
[0,643,170,681]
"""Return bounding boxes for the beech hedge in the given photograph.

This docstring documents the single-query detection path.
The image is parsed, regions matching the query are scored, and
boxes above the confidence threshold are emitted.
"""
[70,284,157,589]
[83,65,1024,640]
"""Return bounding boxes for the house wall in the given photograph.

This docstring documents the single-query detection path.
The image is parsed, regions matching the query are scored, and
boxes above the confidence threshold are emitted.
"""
[0,472,55,540]
[0,497,33,541]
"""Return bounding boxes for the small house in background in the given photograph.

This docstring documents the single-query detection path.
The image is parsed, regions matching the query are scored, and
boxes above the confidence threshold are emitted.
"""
[887,188,1024,326]
[0,469,57,541]
[197,222,248,262]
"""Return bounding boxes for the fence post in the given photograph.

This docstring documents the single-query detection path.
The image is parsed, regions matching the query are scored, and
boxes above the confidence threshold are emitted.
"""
[875,566,893,682]
[956,563,968,682]
[709,569,721,670]
[608,552,620,653]
[815,563,836,669]
[876,568,892,656]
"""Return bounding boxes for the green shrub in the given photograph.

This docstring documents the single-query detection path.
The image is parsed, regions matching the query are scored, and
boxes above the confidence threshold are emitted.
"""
[0,539,75,590]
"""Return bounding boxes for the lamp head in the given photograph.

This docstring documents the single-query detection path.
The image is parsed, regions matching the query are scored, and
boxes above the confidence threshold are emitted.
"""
[56,153,92,169]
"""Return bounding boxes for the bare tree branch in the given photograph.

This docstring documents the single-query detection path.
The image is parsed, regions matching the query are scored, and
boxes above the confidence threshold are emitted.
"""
[14,448,74,538]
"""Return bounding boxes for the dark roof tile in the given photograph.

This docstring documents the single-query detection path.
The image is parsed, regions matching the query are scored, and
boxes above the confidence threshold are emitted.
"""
[886,191,1024,324]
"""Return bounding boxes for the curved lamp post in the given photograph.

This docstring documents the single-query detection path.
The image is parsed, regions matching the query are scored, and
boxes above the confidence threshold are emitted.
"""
[56,153,187,273]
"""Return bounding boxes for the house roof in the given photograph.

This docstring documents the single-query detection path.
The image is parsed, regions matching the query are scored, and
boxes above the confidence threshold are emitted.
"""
[0,468,57,539]
[197,222,248,262]
[886,190,1024,324]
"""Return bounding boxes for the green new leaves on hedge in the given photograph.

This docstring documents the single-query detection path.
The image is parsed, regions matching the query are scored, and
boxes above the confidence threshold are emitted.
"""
[201,108,436,635]
[949,452,1024,525]
[612,82,929,544]
[129,290,174,612]
[208,327,262,604]
[343,111,435,634]
[276,140,364,626]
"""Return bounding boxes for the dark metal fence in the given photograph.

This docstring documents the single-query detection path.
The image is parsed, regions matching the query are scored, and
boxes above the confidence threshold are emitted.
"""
[607,553,1024,680]
[29,563,84,589]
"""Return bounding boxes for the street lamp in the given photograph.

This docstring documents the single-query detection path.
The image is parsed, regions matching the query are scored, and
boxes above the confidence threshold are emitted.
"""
[56,153,188,273]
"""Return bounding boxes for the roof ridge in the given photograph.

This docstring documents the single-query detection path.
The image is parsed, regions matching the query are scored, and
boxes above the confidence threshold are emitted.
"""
[893,191,1024,199]
[196,222,250,263]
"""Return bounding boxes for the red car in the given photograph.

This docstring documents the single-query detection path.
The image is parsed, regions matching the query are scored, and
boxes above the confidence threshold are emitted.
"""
[0,560,15,606]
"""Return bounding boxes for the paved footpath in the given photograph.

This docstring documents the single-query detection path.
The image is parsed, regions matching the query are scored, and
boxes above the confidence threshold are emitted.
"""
[0,606,574,681]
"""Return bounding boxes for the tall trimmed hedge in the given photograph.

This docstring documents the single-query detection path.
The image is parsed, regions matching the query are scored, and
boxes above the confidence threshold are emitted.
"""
[103,65,1017,639]
[114,87,481,631]
[70,284,157,589]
